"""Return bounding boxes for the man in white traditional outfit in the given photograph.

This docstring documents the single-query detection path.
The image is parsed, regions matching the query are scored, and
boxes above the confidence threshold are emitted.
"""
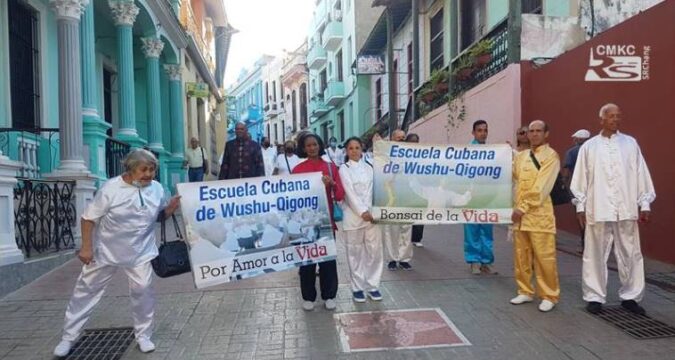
[381,129,414,271]
[54,150,181,357]
[323,136,344,167]
[261,137,278,177]
[571,103,655,315]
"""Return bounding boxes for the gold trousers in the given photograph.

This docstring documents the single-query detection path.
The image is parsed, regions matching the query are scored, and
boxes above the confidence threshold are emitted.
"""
[513,230,560,302]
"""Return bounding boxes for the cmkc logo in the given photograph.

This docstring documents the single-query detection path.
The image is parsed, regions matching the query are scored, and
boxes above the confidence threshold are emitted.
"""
[585,45,651,82]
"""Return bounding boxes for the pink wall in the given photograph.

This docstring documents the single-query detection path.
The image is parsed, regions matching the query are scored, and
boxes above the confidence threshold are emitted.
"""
[409,64,522,145]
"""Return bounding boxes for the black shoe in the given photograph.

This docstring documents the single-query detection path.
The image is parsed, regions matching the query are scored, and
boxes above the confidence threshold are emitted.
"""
[621,300,646,315]
[586,301,602,314]
[398,262,412,271]
[387,261,397,271]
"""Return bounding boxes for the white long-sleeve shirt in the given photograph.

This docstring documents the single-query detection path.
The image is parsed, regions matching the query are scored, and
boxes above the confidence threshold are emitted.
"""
[570,131,655,224]
[323,147,344,166]
[339,159,374,231]
[262,146,277,176]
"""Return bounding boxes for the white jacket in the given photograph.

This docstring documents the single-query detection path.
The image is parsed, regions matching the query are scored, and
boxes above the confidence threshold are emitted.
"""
[339,159,374,231]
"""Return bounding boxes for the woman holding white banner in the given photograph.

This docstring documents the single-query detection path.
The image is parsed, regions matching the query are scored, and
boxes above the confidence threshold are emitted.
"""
[292,133,345,311]
[53,149,181,357]
[339,137,384,303]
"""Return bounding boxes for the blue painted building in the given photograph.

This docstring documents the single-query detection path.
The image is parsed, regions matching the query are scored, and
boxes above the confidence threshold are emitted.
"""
[227,55,274,141]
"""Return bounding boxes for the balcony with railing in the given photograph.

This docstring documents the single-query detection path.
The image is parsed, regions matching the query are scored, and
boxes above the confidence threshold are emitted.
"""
[179,2,216,72]
[309,98,330,118]
[323,81,345,106]
[414,19,509,120]
[322,20,343,51]
[307,45,327,70]
[0,128,60,179]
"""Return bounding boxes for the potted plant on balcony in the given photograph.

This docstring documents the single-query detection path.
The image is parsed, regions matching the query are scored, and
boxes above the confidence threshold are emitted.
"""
[452,56,474,81]
[417,86,436,104]
[469,39,493,68]
[430,68,449,93]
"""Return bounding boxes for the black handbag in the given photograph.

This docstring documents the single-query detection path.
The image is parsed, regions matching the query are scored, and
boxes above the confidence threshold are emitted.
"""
[529,151,572,206]
[151,214,191,278]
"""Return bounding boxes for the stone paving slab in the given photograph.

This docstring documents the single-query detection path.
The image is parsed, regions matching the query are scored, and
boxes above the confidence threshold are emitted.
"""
[1,225,675,359]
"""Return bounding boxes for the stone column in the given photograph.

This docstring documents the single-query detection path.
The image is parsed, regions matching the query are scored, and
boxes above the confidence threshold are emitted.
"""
[109,0,143,147]
[0,156,24,266]
[164,65,185,157]
[50,0,89,174]
[81,0,110,179]
[141,37,165,151]
[164,64,187,190]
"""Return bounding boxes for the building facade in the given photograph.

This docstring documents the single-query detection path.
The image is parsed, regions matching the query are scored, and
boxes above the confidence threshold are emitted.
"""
[227,55,273,142]
[261,57,286,145]
[0,0,232,286]
[306,0,383,143]
[280,42,310,142]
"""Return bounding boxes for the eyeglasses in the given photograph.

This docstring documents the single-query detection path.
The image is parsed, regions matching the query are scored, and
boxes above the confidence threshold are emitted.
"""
[518,131,526,135]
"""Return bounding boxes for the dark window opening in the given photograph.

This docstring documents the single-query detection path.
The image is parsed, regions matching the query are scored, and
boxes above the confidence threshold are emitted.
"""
[375,78,383,120]
[8,0,40,129]
[429,7,444,71]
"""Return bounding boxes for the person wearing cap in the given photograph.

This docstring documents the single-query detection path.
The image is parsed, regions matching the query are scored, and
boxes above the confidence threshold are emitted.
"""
[562,129,591,251]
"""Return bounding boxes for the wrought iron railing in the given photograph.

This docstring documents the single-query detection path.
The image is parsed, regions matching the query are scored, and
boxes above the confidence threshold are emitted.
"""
[0,128,59,178]
[13,178,76,258]
[105,137,130,179]
[413,19,509,120]
[450,19,509,95]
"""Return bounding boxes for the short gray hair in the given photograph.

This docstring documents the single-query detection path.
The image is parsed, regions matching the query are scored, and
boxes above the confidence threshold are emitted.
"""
[123,149,158,172]
[599,103,619,118]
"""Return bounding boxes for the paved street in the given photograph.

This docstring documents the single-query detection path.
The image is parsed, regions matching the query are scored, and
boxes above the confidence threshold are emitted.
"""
[1,224,675,360]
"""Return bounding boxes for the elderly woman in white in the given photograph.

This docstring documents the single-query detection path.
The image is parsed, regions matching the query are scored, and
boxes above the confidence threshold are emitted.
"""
[54,149,180,357]
[339,137,384,303]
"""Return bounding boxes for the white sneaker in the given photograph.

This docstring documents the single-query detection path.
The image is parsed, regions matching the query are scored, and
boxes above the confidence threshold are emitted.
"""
[509,294,534,305]
[324,298,337,310]
[538,300,555,312]
[53,340,73,357]
[302,301,314,311]
[137,337,155,353]
[413,242,424,248]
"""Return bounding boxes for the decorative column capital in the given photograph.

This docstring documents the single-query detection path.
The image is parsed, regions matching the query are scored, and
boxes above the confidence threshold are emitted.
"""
[50,0,89,21]
[108,0,139,26]
[164,64,182,81]
[141,37,165,58]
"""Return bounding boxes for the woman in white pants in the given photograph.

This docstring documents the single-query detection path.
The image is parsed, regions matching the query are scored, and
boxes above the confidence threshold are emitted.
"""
[54,149,180,357]
[339,137,384,303]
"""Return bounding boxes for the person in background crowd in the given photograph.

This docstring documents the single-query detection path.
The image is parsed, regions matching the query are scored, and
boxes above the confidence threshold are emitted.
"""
[219,122,265,179]
[383,129,414,271]
[292,133,345,311]
[273,140,302,175]
[405,133,425,248]
[324,136,344,167]
[53,149,181,357]
[261,137,277,177]
[464,120,496,275]
[571,103,655,316]
[183,137,207,182]
[339,136,383,303]
[562,129,591,252]
[510,120,561,313]
[515,126,530,152]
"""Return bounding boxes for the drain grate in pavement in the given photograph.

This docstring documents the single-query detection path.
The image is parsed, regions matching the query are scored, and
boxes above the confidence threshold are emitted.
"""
[594,306,675,340]
[65,327,134,360]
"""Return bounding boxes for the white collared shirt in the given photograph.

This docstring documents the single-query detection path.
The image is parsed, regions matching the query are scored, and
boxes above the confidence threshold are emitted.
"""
[339,158,374,231]
[262,146,277,176]
[570,131,655,224]
[274,153,302,175]
[82,176,166,267]
[323,147,344,166]
[185,146,205,168]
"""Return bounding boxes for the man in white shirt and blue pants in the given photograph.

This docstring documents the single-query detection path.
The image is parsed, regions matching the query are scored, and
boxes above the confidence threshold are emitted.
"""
[571,103,656,315]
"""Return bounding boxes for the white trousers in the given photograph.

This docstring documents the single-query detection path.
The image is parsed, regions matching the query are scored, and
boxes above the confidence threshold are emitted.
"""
[62,261,155,341]
[383,224,413,263]
[582,220,645,303]
[344,224,384,292]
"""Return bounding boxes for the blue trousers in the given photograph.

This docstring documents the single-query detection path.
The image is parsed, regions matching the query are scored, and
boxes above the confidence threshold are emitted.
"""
[188,167,204,182]
[463,224,494,264]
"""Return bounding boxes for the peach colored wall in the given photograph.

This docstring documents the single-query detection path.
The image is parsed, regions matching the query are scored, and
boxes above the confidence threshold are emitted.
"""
[409,64,522,145]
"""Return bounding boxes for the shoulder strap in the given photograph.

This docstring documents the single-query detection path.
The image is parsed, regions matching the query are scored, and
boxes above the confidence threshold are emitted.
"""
[284,154,291,172]
[364,159,373,168]
[529,151,541,170]
[200,147,205,160]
